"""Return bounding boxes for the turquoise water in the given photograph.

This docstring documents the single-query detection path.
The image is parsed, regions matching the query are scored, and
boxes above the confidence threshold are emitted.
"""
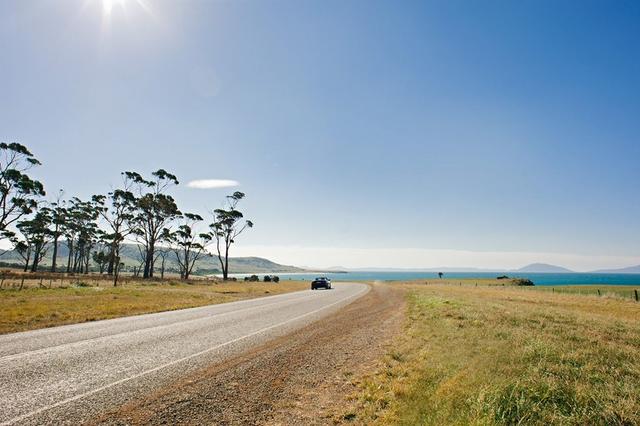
[275,271,640,286]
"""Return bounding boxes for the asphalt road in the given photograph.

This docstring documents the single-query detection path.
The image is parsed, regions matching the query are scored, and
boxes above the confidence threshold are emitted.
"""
[0,282,368,425]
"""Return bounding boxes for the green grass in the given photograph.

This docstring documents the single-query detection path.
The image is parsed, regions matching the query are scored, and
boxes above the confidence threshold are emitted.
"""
[0,279,308,334]
[349,283,640,425]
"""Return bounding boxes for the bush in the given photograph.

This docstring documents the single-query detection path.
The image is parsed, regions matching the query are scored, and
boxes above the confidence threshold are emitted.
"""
[272,276,280,283]
[247,275,260,282]
[263,275,272,282]
[513,278,534,286]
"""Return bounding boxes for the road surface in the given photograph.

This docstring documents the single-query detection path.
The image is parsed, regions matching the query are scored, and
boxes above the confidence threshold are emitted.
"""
[0,282,368,425]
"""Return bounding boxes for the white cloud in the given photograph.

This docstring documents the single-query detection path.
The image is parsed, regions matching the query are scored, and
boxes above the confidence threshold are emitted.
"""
[187,179,239,189]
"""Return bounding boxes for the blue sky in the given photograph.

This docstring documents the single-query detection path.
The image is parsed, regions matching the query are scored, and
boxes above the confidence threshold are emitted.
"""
[1,0,639,270]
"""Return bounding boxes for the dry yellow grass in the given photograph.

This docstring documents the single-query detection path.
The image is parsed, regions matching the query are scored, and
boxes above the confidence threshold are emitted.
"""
[0,279,308,334]
[349,282,640,425]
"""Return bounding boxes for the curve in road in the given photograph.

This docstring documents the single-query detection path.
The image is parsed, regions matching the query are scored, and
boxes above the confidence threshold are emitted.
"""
[0,282,368,425]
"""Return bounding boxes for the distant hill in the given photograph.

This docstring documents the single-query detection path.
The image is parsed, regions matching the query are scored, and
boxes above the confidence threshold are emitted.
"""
[341,267,498,272]
[0,243,305,275]
[590,265,640,274]
[513,263,574,273]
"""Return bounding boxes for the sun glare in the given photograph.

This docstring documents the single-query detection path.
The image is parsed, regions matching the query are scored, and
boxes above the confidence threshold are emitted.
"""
[102,0,126,16]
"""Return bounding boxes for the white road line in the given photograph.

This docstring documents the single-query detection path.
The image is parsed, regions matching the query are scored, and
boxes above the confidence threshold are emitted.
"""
[0,290,321,362]
[1,285,368,426]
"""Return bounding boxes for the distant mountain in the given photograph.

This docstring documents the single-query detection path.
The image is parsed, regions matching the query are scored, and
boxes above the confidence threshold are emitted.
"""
[513,263,574,273]
[339,267,500,272]
[0,243,306,275]
[590,265,640,274]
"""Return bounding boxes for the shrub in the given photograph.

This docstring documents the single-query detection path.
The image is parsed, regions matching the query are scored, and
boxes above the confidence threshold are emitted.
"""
[272,276,280,283]
[263,275,272,282]
[513,278,534,286]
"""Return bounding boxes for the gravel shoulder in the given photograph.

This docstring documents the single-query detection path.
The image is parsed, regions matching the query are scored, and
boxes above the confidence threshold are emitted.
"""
[92,282,405,425]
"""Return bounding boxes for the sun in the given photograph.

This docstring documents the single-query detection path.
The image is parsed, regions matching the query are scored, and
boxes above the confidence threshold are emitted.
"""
[102,0,127,16]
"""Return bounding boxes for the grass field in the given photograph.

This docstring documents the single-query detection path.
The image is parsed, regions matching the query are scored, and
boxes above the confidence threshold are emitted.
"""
[349,281,640,425]
[533,284,640,300]
[0,278,308,334]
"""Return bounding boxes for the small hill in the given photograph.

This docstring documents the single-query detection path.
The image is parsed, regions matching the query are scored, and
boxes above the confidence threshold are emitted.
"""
[591,265,640,274]
[514,263,573,273]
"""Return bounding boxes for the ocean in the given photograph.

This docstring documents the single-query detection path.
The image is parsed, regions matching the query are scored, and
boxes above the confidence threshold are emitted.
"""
[270,271,640,286]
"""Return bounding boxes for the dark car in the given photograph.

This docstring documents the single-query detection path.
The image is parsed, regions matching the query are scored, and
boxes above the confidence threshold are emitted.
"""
[311,277,332,290]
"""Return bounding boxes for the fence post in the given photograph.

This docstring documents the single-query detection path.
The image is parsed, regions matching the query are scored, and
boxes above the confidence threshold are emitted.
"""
[635,289,639,302]
[597,289,601,296]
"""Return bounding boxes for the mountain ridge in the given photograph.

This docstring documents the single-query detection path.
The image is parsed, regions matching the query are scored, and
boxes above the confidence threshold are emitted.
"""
[590,265,640,274]
[512,263,574,273]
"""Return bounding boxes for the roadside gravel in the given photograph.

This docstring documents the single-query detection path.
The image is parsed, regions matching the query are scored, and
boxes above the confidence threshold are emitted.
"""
[93,282,404,425]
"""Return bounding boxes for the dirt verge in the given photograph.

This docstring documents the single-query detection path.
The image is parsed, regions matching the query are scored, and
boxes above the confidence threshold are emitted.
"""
[90,283,404,425]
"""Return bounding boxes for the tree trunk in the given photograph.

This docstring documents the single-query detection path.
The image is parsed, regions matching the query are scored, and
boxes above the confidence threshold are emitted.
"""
[107,241,117,276]
[84,252,90,274]
[30,251,39,272]
[223,244,230,280]
[66,241,73,273]
[50,235,59,273]
[113,256,120,287]
[161,257,166,280]
[143,243,155,278]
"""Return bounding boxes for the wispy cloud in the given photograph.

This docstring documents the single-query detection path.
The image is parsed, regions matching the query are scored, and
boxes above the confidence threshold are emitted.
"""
[187,179,239,189]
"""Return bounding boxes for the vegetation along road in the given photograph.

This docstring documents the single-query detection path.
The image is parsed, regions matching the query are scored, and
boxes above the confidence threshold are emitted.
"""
[0,282,369,425]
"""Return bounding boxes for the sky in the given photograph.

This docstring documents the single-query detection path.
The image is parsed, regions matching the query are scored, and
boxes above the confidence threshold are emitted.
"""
[1,0,639,271]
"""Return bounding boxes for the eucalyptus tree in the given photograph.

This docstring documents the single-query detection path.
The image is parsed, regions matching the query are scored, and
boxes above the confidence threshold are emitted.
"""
[154,247,171,280]
[166,213,211,280]
[40,191,66,272]
[92,249,110,274]
[128,170,181,279]
[92,173,137,278]
[14,240,31,273]
[134,244,146,277]
[210,192,253,281]
[15,209,52,272]
[64,198,101,274]
[0,143,45,240]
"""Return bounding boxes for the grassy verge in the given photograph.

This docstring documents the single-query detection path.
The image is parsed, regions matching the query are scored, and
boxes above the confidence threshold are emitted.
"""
[349,282,640,425]
[0,280,308,334]
[533,285,640,300]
